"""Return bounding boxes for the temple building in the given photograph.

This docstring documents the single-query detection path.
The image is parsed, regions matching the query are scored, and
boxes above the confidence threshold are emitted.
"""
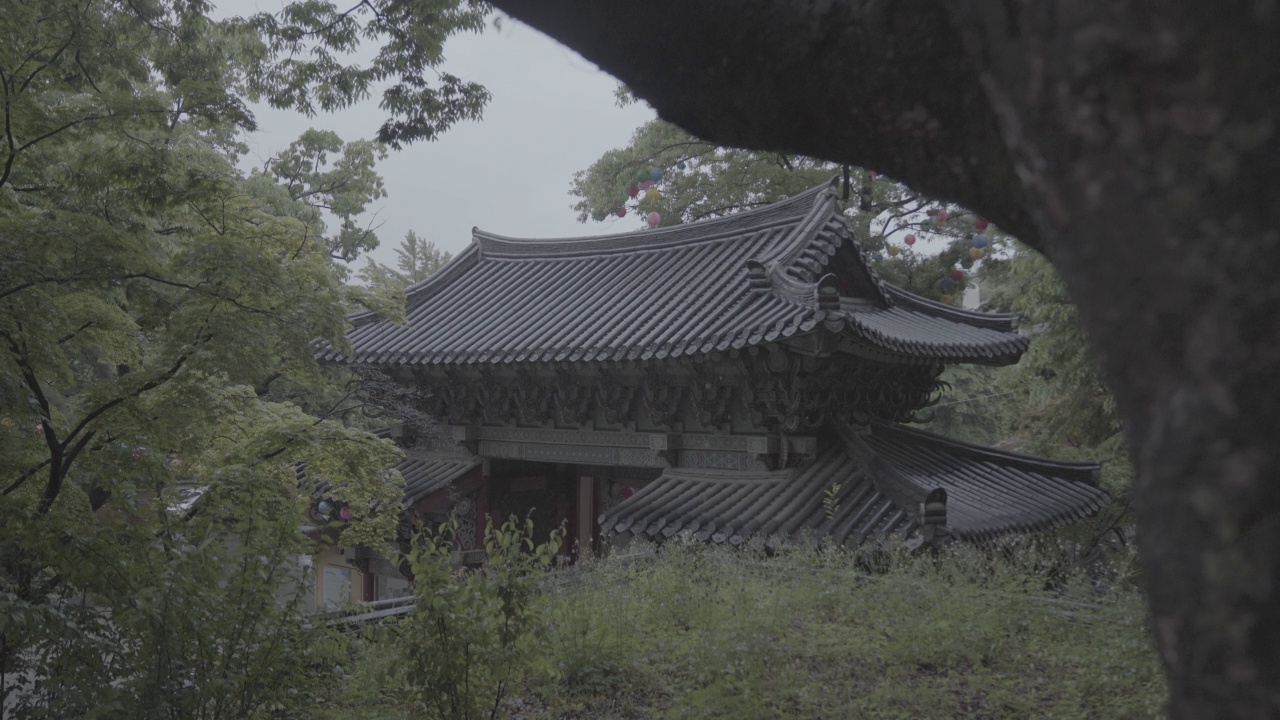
[319,179,1108,564]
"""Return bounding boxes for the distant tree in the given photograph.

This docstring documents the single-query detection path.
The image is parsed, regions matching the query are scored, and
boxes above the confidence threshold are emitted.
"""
[572,116,1014,304]
[359,230,453,291]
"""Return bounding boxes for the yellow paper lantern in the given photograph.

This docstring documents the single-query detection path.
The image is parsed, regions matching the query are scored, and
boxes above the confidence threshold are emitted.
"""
[969,247,985,260]
[645,188,660,202]
[887,246,901,257]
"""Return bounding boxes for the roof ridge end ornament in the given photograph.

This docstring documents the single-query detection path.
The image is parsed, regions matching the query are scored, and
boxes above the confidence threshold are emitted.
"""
[816,274,842,311]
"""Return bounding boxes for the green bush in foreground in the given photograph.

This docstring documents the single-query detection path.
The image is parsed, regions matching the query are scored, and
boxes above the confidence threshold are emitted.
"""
[390,515,563,720]
[324,539,1165,720]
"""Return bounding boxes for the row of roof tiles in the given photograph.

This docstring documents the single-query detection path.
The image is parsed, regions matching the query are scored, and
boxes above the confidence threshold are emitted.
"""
[326,180,1028,368]
[599,422,1108,547]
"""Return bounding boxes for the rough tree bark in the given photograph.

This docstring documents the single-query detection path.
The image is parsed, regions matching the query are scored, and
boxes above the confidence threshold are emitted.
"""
[487,2,1280,717]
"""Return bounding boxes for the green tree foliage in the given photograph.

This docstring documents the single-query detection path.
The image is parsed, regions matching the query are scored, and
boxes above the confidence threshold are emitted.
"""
[358,230,453,292]
[393,515,563,720]
[238,0,492,148]
[570,117,1013,304]
[249,128,390,261]
[982,249,1132,492]
[0,0,489,713]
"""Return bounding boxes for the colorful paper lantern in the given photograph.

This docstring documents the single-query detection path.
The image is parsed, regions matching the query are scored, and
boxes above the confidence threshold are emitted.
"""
[615,207,626,218]
[646,212,661,227]
[676,161,687,170]
[645,188,660,202]
[972,233,988,248]
[887,245,901,257]
[904,234,917,247]
[639,180,653,190]
[969,247,985,260]
[628,186,639,198]
[871,251,883,262]
[649,167,662,181]
[868,170,879,179]
[940,277,957,293]
[949,269,964,282]
[622,486,636,499]
[934,210,950,224]
[635,169,648,182]
[974,216,990,231]
[960,257,974,269]
[317,500,333,514]
[339,506,353,521]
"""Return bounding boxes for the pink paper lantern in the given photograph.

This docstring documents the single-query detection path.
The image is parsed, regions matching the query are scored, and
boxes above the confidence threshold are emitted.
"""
[935,210,950,224]
[615,206,626,218]
[639,180,654,190]
[904,234,917,247]
[974,216,990,231]
[339,506,353,521]
[646,212,661,227]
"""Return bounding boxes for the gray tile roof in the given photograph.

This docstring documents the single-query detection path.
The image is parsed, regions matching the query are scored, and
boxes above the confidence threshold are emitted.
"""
[598,423,1108,547]
[397,456,481,506]
[311,453,479,507]
[325,179,1028,367]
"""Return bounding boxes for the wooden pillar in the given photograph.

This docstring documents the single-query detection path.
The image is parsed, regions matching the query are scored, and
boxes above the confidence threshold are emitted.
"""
[594,477,606,554]
[475,468,492,551]
[576,474,594,559]
[361,570,375,602]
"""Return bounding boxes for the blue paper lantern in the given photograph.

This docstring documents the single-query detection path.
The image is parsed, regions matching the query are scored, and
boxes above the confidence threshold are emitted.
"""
[317,500,333,514]
[871,251,883,262]
[940,277,957,293]
[972,233,988,249]
[648,167,662,181]
[676,161,687,170]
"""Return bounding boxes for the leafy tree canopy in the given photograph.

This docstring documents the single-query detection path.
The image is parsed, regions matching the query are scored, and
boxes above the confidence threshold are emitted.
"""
[0,0,490,711]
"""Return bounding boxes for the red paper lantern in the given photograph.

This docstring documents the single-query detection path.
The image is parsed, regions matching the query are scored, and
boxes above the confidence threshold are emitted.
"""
[622,486,636,499]
[628,186,639,198]
[949,269,964,282]
[615,207,626,218]
[974,216,990,231]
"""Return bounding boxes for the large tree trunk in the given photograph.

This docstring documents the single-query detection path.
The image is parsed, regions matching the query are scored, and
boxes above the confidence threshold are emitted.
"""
[488,2,1280,716]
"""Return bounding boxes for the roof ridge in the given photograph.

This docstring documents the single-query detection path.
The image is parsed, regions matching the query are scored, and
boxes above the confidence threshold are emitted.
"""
[472,179,836,259]
[883,285,1020,332]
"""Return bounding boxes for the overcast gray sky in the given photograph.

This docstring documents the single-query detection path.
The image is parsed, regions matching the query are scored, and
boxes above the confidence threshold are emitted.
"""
[217,2,655,269]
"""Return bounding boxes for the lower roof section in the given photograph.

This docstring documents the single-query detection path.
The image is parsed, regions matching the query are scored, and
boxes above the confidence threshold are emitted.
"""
[599,423,1109,547]
[312,453,480,508]
[398,456,482,506]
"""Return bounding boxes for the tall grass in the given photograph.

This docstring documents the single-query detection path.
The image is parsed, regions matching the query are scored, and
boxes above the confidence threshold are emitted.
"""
[318,539,1165,719]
